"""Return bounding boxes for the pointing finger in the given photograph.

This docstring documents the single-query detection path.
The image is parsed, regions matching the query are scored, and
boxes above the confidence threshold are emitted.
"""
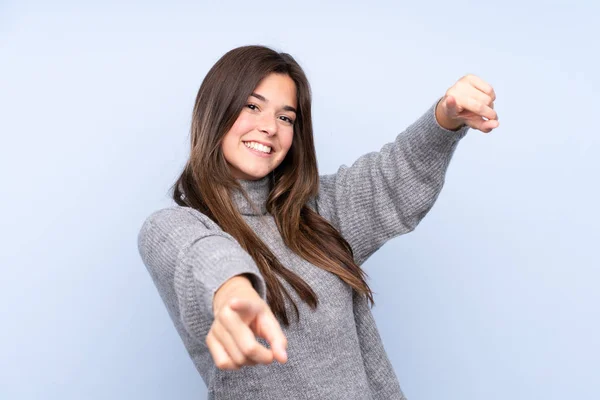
[465,74,496,101]
[256,311,288,364]
[221,307,275,365]
[465,97,498,121]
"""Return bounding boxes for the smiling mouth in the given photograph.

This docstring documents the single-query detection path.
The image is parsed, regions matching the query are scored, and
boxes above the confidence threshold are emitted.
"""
[242,141,273,155]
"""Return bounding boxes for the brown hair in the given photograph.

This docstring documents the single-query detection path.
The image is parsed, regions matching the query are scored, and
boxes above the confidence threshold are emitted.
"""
[172,45,374,326]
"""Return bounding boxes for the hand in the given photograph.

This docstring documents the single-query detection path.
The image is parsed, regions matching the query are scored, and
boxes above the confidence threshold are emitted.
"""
[207,276,288,370]
[435,74,500,133]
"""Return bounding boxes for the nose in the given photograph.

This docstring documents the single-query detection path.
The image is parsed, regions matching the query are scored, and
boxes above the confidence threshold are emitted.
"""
[258,113,277,136]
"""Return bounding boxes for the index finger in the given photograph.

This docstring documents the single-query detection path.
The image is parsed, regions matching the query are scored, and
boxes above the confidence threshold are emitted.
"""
[466,74,496,101]
[221,310,275,365]
[256,310,288,363]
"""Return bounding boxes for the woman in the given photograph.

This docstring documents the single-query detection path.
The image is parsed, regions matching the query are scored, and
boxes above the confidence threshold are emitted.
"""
[137,45,499,399]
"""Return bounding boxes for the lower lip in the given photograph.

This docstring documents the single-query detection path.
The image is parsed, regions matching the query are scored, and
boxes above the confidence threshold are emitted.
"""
[243,143,273,158]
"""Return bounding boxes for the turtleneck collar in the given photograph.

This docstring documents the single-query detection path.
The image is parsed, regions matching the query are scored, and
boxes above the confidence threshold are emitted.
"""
[231,175,271,216]
[178,175,272,216]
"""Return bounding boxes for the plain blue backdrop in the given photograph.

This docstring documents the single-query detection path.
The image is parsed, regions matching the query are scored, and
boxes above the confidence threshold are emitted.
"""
[1,1,598,399]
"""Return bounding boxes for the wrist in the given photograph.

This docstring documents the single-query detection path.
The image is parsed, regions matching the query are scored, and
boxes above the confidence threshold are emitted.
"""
[435,99,465,131]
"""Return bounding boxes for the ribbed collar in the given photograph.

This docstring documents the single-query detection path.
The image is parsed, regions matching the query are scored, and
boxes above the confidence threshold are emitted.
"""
[178,175,271,216]
[231,175,271,216]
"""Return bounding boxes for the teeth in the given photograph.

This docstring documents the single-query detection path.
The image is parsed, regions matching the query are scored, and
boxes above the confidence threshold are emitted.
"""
[244,141,271,153]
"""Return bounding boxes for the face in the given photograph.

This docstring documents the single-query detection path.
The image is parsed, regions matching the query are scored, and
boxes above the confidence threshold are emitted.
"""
[221,73,297,180]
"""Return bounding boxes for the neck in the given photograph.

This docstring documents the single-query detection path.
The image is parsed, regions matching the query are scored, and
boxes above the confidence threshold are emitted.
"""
[231,175,271,216]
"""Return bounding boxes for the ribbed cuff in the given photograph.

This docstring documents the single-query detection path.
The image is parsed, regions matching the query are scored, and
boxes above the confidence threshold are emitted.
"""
[422,97,470,139]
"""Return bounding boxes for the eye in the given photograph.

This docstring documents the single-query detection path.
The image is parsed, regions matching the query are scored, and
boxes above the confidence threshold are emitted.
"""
[246,103,259,111]
[279,116,294,124]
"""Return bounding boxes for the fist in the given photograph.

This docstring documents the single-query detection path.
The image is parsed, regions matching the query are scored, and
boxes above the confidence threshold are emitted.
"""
[435,74,500,133]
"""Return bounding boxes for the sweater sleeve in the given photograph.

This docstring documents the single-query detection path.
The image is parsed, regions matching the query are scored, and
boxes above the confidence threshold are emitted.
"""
[315,98,469,266]
[137,206,267,342]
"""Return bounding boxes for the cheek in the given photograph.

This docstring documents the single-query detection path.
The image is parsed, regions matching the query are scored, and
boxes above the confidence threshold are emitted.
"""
[229,114,255,139]
[280,130,294,153]
[222,115,255,152]
[281,133,294,154]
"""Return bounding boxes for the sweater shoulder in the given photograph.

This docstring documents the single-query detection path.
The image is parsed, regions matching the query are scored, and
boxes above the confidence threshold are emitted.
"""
[136,205,225,266]
[139,205,220,237]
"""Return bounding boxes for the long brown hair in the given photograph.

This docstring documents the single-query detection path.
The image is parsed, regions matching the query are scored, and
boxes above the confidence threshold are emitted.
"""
[172,45,374,326]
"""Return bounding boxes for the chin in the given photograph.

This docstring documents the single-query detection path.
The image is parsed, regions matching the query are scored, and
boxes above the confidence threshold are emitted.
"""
[247,174,268,180]
[237,169,271,180]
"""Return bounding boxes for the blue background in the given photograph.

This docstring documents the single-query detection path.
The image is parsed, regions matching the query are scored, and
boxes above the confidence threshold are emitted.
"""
[1,1,598,399]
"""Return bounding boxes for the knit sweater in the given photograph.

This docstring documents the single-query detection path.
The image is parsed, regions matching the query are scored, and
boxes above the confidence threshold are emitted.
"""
[137,98,469,399]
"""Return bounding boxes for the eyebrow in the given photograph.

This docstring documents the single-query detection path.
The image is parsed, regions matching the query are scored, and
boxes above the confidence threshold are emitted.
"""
[251,92,297,113]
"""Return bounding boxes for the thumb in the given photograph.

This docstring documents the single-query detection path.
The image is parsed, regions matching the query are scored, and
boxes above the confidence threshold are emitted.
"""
[444,95,460,118]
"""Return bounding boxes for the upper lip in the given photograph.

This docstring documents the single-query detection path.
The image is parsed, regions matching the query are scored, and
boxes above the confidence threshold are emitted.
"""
[243,139,274,149]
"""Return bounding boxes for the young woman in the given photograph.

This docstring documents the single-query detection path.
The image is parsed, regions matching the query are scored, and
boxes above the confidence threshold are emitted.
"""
[137,45,499,399]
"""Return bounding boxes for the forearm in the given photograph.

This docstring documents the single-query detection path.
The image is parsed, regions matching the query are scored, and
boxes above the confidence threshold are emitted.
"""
[316,98,470,265]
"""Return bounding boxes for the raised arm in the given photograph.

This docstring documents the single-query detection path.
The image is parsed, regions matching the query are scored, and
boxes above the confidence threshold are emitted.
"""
[314,74,499,266]
[314,98,469,266]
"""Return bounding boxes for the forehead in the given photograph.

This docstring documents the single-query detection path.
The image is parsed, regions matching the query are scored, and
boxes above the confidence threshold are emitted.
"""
[253,73,297,107]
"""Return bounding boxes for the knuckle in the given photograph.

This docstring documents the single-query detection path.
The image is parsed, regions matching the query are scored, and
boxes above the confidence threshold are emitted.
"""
[232,353,247,365]
[226,297,239,308]
[206,329,220,345]
[240,341,258,356]
[214,357,231,370]
[218,306,234,321]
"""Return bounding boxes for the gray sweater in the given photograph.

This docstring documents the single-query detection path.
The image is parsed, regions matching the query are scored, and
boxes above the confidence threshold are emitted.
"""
[137,99,469,399]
